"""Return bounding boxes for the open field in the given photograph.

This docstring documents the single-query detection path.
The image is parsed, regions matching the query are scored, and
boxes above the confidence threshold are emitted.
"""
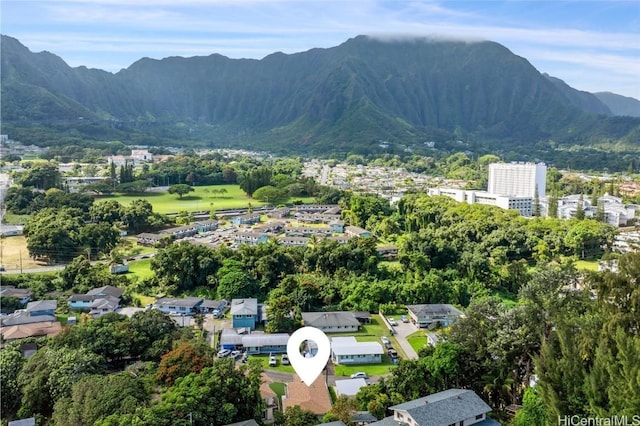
[126,258,154,280]
[2,214,30,225]
[575,259,599,271]
[0,235,43,269]
[97,184,315,214]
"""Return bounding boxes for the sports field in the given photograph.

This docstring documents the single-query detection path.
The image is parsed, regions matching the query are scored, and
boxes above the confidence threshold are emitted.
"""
[97,184,314,214]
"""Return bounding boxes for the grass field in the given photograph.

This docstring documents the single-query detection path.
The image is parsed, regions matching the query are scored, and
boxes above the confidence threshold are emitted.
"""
[253,354,297,374]
[575,259,599,271]
[407,331,429,354]
[126,258,154,280]
[0,235,43,269]
[2,214,30,225]
[96,184,315,214]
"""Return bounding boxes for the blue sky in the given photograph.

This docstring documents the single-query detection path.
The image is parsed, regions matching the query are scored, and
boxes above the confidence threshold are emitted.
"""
[2,0,639,98]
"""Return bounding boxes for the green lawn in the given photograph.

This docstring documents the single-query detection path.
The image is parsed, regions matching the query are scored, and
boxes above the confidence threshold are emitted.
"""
[97,184,315,214]
[2,213,31,225]
[333,358,397,378]
[133,293,155,307]
[575,260,599,271]
[407,331,428,354]
[252,354,297,374]
[126,258,154,280]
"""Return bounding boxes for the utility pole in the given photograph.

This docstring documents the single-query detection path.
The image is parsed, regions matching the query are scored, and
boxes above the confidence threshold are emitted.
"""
[19,249,23,274]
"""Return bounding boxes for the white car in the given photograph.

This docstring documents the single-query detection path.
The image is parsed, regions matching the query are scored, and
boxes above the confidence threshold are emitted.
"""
[269,353,277,367]
[388,318,398,326]
[350,372,368,379]
[217,349,231,358]
[230,350,241,359]
[381,336,390,345]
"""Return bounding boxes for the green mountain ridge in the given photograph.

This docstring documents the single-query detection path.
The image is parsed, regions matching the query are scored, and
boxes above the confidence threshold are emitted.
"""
[1,34,639,159]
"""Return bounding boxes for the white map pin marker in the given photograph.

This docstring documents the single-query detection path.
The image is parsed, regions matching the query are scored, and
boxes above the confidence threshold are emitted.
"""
[287,326,331,386]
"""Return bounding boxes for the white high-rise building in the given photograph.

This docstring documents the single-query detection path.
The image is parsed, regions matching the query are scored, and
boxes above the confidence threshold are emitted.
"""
[488,162,546,198]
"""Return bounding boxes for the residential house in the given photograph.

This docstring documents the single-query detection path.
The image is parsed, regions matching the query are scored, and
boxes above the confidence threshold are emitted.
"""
[153,297,204,315]
[345,226,372,238]
[335,378,368,397]
[219,328,245,350]
[285,225,331,237]
[68,286,124,316]
[369,388,498,426]
[0,286,32,305]
[267,207,291,219]
[278,236,309,247]
[326,235,353,244]
[1,321,62,343]
[406,304,463,328]
[136,233,168,247]
[301,311,360,333]
[235,231,269,245]
[1,310,57,326]
[331,336,384,365]
[294,213,341,224]
[231,213,262,226]
[329,220,345,233]
[199,299,228,314]
[376,245,398,260]
[350,412,377,426]
[159,225,198,240]
[282,374,332,416]
[25,300,57,316]
[90,297,120,317]
[254,221,285,234]
[294,204,339,213]
[195,220,218,233]
[353,311,371,324]
[242,333,290,354]
[324,206,342,215]
[231,298,259,330]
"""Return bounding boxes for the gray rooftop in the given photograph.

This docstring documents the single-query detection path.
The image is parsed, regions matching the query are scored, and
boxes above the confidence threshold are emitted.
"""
[26,300,57,312]
[391,389,492,426]
[0,286,32,298]
[230,298,258,316]
[1,311,57,326]
[302,311,360,328]
[406,304,463,317]
[242,333,290,347]
[86,285,124,299]
[154,297,203,308]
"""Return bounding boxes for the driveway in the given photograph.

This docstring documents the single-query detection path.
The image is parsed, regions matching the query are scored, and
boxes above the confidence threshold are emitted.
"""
[390,320,419,360]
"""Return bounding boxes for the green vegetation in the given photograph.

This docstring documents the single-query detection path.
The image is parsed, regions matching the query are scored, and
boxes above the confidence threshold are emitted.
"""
[574,259,599,271]
[334,360,396,378]
[252,354,296,374]
[406,331,428,354]
[102,184,258,213]
[126,258,154,280]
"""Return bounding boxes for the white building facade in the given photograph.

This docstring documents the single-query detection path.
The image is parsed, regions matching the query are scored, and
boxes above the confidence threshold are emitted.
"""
[488,162,547,198]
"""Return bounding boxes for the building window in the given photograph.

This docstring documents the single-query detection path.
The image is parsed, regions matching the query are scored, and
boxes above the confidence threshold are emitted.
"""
[476,414,484,420]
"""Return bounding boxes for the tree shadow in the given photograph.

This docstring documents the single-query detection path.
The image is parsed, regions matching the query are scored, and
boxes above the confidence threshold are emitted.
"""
[179,195,203,201]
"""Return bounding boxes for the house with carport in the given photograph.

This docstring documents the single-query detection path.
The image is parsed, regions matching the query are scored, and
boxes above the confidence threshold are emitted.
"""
[301,311,360,333]
[406,304,463,328]
[331,336,384,365]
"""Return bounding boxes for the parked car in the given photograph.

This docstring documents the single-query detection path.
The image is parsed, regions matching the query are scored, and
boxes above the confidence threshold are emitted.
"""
[381,336,390,345]
[401,315,408,323]
[241,352,248,363]
[230,350,241,359]
[269,353,277,367]
[388,317,398,326]
[350,372,368,379]
[281,354,290,365]
[217,349,231,358]
[388,349,398,359]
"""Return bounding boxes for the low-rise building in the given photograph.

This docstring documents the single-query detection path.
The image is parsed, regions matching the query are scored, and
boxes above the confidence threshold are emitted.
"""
[267,207,291,219]
[0,286,32,305]
[406,304,463,328]
[369,388,498,426]
[344,226,372,238]
[231,298,259,330]
[25,300,57,316]
[242,333,290,354]
[285,225,331,237]
[335,378,368,397]
[331,336,384,365]
[235,231,269,245]
[278,236,309,247]
[231,213,262,226]
[301,311,360,333]
[376,245,398,259]
[153,297,204,315]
